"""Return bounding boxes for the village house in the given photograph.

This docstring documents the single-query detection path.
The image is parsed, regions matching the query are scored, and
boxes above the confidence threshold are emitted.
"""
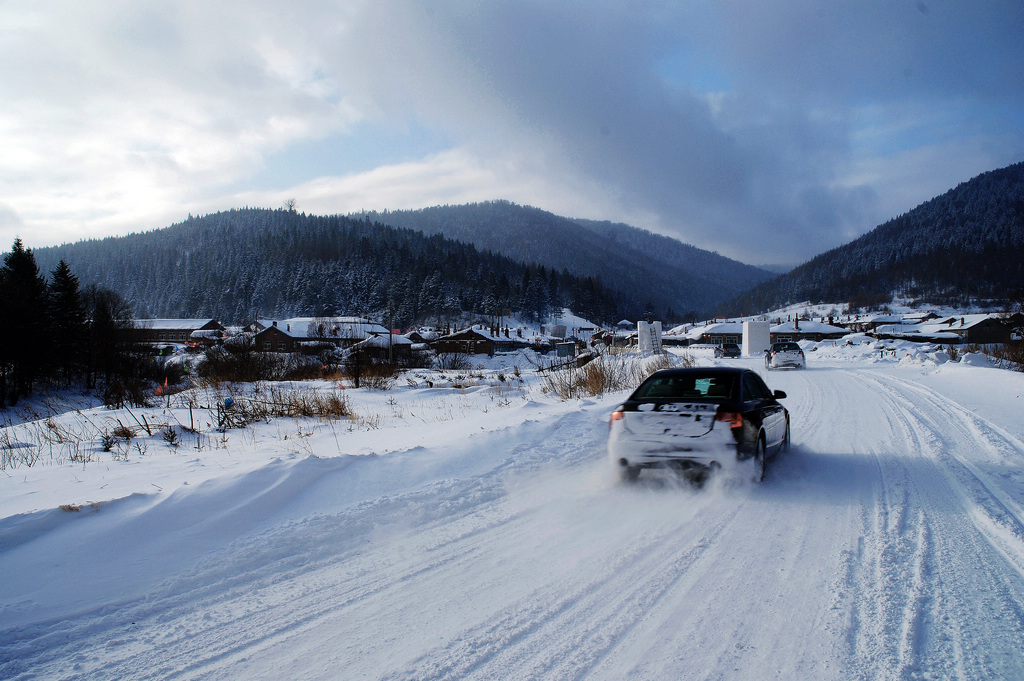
[770,319,848,343]
[845,313,904,333]
[918,314,1019,345]
[351,333,414,363]
[252,317,391,353]
[870,313,1024,344]
[683,321,745,346]
[434,327,510,356]
[404,329,440,346]
[133,319,225,349]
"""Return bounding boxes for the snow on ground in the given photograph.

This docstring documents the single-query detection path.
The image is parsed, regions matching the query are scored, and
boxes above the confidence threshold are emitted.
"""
[3,343,1024,679]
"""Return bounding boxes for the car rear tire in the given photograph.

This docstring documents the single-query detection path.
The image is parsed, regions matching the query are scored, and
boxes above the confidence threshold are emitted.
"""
[619,464,640,483]
[752,437,766,483]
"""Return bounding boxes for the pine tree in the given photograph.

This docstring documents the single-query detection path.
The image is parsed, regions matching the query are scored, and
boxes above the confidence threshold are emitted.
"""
[49,260,88,386]
[0,239,50,403]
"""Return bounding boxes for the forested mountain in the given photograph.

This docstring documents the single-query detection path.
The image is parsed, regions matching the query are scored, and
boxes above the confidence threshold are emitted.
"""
[723,161,1024,314]
[358,202,772,319]
[33,209,624,327]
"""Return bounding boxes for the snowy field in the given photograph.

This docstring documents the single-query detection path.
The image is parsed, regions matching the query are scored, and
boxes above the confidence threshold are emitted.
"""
[3,341,1024,680]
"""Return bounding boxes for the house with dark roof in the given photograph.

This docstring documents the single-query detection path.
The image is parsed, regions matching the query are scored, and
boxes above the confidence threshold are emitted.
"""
[134,319,225,348]
[253,317,391,353]
[435,328,508,356]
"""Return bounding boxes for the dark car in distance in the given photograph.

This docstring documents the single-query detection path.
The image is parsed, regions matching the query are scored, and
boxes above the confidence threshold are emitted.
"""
[714,343,741,358]
[608,367,789,483]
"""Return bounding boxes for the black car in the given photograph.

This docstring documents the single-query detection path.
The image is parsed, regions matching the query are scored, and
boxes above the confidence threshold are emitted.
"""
[714,343,741,358]
[608,367,789,482]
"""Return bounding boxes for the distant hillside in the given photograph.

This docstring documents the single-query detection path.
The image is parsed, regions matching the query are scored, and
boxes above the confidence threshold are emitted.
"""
[33,209,623,326]
[358,202,773,319]
[723,162,1024,314]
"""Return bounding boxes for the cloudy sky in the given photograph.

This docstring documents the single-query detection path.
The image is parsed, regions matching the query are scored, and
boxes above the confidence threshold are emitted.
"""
[1,1,1022,266]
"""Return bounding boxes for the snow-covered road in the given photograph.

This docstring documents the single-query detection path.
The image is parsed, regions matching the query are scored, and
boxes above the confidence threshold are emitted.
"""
[3,355,1024,679]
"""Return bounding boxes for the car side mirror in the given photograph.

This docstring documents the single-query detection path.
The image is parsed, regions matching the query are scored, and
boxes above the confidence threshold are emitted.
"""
[774,390,787,399]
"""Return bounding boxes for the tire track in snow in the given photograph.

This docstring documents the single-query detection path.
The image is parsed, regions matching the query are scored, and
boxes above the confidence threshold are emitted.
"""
[377,498,743,681]
[861,370,1024,578]
[846,376,934,681]
[841,369,1024,679]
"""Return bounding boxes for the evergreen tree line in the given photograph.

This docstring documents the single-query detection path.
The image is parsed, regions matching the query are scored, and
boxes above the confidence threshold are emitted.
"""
[0,239,137,407]
[722,161,1024,315]
[35,209,622,328]
[359,201,771,319]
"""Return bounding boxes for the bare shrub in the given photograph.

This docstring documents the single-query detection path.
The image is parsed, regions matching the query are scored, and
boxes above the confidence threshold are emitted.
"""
[0,429,39,470]
[226,386,352,424]
[435,352,472,371]
[112,423,134,439]
[543,352,688,399]
[44,418,76,444]
[102,379,152,409]
[198,346,288,383]
[362,363,399,390]
[987,341,1024,371]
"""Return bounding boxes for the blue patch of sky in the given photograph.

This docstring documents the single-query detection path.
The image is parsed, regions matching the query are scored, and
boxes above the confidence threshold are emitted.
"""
[653,47,731,93]
[232,119,452,193]
[853,100,1024,159]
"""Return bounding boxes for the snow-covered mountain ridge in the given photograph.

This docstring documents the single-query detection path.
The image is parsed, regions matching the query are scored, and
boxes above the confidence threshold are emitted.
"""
[725,160,1024,314]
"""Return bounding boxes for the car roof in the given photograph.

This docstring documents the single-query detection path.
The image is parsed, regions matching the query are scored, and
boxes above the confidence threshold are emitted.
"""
[646,367,748,379]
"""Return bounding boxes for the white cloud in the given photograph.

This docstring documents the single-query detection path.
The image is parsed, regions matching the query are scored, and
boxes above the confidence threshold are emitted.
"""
[218,146,657,230]
[0,0,1021,264]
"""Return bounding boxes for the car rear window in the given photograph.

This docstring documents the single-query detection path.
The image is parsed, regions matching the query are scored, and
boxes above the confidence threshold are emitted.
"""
[634,374,736,400]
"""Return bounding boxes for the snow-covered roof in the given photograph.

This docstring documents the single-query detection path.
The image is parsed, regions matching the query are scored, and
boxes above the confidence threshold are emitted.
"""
[137,319,219,329]
[771,320,847,334]
[876,325,960,341]
[441,327,510,342]
[548,309,598,330]
[259,317,389,339]
[928,314,1001,330]
[357,334,414,349]
[685,322,745,339]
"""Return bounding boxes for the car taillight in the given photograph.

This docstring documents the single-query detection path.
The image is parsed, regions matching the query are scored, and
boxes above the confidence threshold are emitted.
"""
[610,409,625,425]
[716,411,743,428]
